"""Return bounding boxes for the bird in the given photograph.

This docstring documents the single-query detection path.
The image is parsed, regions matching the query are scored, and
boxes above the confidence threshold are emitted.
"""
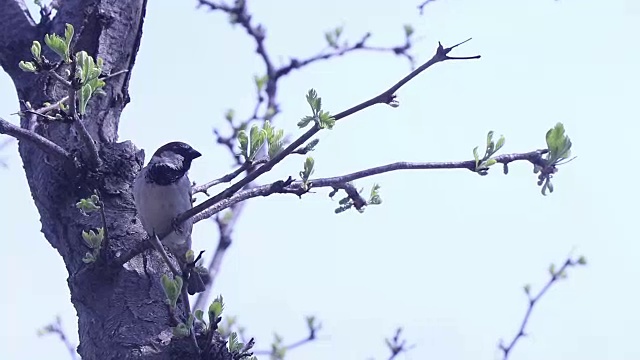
[132,141,207,295]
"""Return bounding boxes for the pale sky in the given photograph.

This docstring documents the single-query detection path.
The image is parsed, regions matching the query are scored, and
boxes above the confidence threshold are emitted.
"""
[1,1,639,359]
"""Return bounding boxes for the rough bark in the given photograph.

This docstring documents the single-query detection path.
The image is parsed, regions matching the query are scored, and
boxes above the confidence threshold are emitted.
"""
[0,0,226,358]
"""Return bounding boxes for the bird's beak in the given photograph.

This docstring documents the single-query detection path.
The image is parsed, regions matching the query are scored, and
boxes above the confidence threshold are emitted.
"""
[189,149,202,160]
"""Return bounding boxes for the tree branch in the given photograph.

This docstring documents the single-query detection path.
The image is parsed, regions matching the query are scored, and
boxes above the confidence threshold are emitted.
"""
[499,256,586,359]
[191,199,246,311]
[177,40,480,225]
[189,149,542,223]
[0,0,36,81]
[37,316,78,360]
[417,0,439,15]
[0,116,73,161]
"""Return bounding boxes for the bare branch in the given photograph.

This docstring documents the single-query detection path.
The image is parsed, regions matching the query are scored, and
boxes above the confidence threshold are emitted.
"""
[274,31,415,79]
[189,149,541,223]
[177,40,480,225]
[192,160,266,196]
[49,70,73,89]
[417,0,439,15]
[385,328,415,360]
[0,116,73,162]
[37,316,78,360]
[252,316,321,356]
[499,256,586,359]
[192,199,247,311]
[148,234,182,276]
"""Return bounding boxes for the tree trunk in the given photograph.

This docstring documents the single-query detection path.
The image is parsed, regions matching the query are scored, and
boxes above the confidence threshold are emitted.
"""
[0,1,224,358]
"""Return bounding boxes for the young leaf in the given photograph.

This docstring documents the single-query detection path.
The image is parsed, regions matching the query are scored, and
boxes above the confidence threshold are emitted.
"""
[254,74,268,93]
[31,41,42,62]
[495,135,506,152]
[64,23,74,49]
[298,115,314,128]
[161,274,179,308]
[237,130,249,159]
[545,122,572,164]
[472,146,480,168]
[403,24,414,37]
[208,295,225,321]
[19,61,37,73]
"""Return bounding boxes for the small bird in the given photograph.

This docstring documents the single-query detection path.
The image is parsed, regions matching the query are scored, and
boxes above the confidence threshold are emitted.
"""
[132,141,207,295]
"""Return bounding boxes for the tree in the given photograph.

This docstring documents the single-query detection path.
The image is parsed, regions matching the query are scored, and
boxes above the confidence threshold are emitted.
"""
[0,1,582,360]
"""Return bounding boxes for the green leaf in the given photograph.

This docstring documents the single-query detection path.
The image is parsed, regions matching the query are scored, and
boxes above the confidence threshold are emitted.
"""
[208,295,225,322]
[306,89,319,112]
[82,252,96,263]
[172,323,190,338]
[195,309,205,322]
[185,249,195,263]
[225,109,235,122]
[300,156,315,185]
[324,32,337,48]
[19,61,37,73]
[368,184,382,205]
[298,115,314,128]
[472,146,480,167]
[78,84,92,115]
[403,24,414,37]
[31,41,42,62]
[237,130,248,159]
[495,135,506,152]
[545,122,572,164]
[248,124,266,160]
[161,274,179,308]
[484,158,497,167]
[44,33,68,61]
[228,332,243,352]
[64,23,74,49]
[81,228,104,249]
[318,111,335,129]
[486,131,494,147]
[303,139,319,152]
[254,74,268,93]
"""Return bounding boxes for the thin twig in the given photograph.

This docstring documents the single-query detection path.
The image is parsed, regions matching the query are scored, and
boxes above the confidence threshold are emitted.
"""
[176,40,480,225]
[148,234,181,276]
[0,117,72,161]
[38,317,78,360]
[192,161,255,195]
[192,197,248,311]
[252,317,321,356]
[99,69,128,82]
[180,281,200,353]
[68,59,102,169]
[499,256,585,359]
[385,328,415,360]
[32,96,70,116]
[148,234,200,351]
[189,149,544,224]
[417,0,439,15]
[48,70,72,88]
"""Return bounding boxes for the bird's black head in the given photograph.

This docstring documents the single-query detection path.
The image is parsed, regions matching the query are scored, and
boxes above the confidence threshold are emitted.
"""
[154,142,202,163]
[146,142,202,185]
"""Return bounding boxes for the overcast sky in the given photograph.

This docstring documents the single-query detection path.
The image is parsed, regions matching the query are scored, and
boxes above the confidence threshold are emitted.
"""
[1,0,639,359]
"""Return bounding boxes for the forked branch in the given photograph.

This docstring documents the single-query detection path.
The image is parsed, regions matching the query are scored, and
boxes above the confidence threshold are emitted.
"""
[176,40,480,225]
